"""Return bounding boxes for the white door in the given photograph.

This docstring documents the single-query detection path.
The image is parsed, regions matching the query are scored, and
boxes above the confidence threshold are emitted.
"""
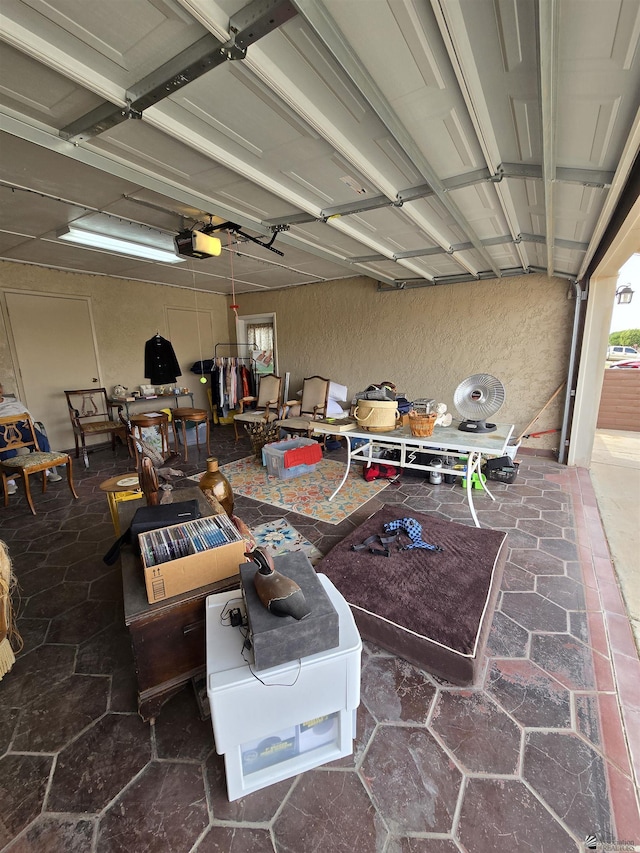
[166,307,215,412]
[4,291,102,451]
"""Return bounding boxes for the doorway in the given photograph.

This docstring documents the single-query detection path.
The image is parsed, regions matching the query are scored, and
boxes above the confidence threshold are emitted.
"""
[2,290,102,451]
[235,312,278,376]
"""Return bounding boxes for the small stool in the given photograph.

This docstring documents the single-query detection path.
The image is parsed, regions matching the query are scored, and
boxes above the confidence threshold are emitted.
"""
[99,473,143,535]
[171,407,210,462]
[130,411,170,457]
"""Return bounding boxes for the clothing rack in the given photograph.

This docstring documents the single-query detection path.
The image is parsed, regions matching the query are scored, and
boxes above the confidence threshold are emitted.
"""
[210,343,257,424]
[214,342,254,359]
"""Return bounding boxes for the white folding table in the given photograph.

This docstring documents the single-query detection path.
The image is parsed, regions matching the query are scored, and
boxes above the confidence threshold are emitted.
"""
[312,422,516,527]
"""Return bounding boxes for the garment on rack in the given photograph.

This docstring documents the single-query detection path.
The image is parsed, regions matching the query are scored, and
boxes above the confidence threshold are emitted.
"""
[240,364,252,399]
[144,335,182,384]
[219,361,225,411]
[210,364,221,409]
[209,354,256,416]
[190,359,214,375]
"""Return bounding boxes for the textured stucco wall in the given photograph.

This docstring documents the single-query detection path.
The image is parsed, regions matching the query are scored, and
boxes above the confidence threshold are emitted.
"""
[1,263,573,453]
[0,262,229,413]
[231,274,573,453]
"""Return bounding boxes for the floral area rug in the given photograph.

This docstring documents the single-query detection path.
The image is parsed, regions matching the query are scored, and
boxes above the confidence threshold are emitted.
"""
[189,456,389,525]
[249,518,323,565]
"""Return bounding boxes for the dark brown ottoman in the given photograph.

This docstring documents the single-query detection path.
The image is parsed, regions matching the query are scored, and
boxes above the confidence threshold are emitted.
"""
[316,506,507,685]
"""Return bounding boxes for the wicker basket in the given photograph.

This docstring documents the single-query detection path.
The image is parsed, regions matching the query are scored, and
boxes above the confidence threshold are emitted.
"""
[353,399,400,432]
[243,420,281,458]
[408,411,437,437]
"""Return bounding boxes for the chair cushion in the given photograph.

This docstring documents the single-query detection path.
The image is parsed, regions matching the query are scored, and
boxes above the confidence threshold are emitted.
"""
[1,451,69,470]
[277,416,312,431]
[79,420,122,435]
[235,411,278,425]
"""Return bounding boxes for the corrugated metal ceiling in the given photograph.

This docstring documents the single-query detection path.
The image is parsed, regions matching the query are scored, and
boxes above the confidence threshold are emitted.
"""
[0,0,638,295]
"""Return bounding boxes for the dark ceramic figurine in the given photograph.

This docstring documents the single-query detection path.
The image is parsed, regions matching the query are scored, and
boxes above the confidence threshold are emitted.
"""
[249,549,310,620]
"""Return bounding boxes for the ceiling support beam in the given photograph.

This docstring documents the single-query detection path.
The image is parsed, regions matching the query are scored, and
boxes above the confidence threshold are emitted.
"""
[500,163,614,188]
[539,0,560,278]
[377,267,532,291]
[265,163,614,231]
[351,230,589,264]
[60,0,297,142]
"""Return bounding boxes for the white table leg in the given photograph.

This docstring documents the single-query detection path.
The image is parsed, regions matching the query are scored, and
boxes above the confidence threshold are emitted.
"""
[466,451,481,527]
[477,456,496,501]
[328,436,353,501]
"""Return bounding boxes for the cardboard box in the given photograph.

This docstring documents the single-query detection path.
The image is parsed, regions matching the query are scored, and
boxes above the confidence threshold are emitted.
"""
[240,552,339,670]
[139,516,246,603]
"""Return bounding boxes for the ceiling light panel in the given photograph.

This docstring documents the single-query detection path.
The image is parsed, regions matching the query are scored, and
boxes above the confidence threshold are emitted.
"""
[58,226,184,263]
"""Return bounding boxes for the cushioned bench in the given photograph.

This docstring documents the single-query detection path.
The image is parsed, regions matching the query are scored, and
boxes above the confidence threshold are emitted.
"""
[316,505,507,685]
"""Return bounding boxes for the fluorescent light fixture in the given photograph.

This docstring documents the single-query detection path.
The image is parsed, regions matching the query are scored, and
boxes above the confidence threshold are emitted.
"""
[58,226,184,264]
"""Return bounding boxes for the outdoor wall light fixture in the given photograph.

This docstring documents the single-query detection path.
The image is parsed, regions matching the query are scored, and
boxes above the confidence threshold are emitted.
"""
[58,226,184,264]
[615,284,634,304]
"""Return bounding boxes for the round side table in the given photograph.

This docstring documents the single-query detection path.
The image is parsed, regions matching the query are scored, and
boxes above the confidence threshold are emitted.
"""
[171,407,211,462]
[99,473,143,535]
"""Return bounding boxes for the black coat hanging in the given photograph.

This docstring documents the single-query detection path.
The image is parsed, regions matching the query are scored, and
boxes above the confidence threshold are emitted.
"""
[144,334,182,384]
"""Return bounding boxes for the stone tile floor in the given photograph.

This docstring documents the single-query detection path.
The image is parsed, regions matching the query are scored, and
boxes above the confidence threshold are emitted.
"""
[1,426,639,853]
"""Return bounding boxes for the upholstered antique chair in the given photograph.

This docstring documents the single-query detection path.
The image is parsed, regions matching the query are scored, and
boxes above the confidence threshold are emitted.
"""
[0,413,79,515]
[233,373,282,441]
[275,375,330,438]
[64,388,127,468]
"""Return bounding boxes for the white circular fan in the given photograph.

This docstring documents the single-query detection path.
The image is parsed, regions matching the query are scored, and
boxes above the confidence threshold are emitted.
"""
[453,374,505,433]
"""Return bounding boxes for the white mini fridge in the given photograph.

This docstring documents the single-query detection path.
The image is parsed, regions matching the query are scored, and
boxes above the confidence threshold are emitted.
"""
[205,573,362,801]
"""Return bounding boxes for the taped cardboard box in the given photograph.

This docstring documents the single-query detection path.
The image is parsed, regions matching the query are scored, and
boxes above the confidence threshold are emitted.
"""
[139,516,246,603]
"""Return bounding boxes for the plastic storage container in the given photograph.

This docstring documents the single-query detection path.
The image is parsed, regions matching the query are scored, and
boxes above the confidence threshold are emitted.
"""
[176,421,208,445]
[262,437,322,480]
[484,459,520,484]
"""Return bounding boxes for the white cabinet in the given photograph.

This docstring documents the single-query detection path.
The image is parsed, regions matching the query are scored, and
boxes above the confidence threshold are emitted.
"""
[205,574,362,800]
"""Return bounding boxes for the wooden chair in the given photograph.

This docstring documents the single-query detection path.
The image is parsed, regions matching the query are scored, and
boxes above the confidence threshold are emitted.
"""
[0,413,79,515]
[139,456,160,506]
[275,376,330,438]
[233,373,282,441]
[118,412,183,484]
[64,388,127,468]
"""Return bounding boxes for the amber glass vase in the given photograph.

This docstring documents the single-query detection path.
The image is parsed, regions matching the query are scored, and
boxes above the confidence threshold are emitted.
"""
[198,457,234,516]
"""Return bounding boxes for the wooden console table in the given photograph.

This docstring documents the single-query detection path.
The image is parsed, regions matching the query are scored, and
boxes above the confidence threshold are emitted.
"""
[118,488,240,722]
[110,391,195,420]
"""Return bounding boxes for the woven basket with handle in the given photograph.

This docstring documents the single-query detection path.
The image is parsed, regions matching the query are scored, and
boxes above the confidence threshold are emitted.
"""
[408,411,437,437]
